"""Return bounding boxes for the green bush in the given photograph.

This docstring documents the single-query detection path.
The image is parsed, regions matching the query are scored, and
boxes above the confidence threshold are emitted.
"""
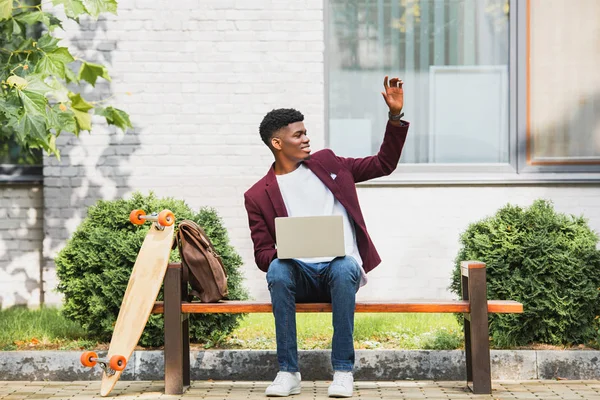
[450,199,600,347]
[55,192,249,347]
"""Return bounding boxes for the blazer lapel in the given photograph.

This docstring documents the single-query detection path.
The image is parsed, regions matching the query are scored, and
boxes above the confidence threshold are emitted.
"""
[265,165,288,218]
[304,159,339,197]
[305,159,355,220]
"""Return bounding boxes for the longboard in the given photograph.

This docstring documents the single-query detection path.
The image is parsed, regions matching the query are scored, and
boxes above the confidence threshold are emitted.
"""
[81,209,175,397]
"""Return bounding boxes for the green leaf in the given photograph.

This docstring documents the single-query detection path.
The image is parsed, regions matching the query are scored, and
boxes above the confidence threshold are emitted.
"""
[48,47,75,65]
[64,66,78,83]
[0,98,20,119]
[6,114,26,142]
[96,106,132,132]
[48,14,63,30]
[37,34,61,52]
[12,19,23,35]
[24,74,53,96]
[48,104,77,134]
[78,61,111,87]
[0,0,12,20]
[35,54,62,77]
[47,77,70,103]
[14,11,44,25]
[14,11,63,30]
[83,0,117,18]
[52,0,87,20]
[48,134,60,160]
[15,37,34,51]
[18,89,47,115]
[69,93,93,132]
[72,108,91,133]
[18,113,47,141]
[35,47,74,78]
[69,93,93,112]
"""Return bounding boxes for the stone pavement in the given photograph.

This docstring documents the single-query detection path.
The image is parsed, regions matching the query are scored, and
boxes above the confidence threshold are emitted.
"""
[1,380,600,399]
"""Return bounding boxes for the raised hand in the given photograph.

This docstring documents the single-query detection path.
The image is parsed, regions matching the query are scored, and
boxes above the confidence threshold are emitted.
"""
[381,76,404,115]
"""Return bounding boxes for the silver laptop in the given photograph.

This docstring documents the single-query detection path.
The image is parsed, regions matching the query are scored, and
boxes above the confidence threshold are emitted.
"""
[275,216,345,259]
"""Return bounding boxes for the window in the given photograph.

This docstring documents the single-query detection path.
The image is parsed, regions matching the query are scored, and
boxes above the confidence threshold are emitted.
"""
[0,138,43,183]
[326,0,600,179]
[327,0,510,164]
[524,0,600,170]
[1,0,43,183]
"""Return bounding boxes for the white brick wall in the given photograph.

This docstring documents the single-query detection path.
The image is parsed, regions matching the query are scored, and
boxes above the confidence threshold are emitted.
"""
[354,185,600,302]
[4,0,598,308]
[41,0,325,305]
[0,185,43,308]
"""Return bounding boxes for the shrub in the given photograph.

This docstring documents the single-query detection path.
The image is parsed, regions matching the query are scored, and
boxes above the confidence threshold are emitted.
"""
[422,328,463,350]
[55,192,248,347]
[450,199,600,347]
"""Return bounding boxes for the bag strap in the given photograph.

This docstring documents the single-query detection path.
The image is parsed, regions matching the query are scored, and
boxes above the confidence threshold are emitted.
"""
[176,224,197,301]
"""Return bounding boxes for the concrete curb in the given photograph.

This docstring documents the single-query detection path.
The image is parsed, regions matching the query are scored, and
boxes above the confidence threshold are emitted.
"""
[0,350,599,381]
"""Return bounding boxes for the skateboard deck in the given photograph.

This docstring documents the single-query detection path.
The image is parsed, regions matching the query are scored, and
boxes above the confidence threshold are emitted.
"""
[99,216,175,396]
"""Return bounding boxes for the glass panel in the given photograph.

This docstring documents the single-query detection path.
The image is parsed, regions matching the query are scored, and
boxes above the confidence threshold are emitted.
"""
[528,0,600,164]
[327,0,510,163]
[0,136,42,165]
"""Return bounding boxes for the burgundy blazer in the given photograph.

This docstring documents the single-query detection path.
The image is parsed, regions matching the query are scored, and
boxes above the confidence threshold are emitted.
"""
[244,120,410,273]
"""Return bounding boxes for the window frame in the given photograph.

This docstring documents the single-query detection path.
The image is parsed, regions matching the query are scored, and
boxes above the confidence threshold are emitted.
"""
[0,164,43,184]
[516,0,600,174]
[324,0,600,185]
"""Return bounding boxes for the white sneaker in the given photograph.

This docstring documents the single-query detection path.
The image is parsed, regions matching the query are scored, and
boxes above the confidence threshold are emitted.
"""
[265,371,302,397]
[328,371,354,398]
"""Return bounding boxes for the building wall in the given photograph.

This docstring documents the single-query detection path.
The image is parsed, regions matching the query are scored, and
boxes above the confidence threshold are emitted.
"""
[0,185,43,308]
[353,185,600,301]
[40,0,326,305]
[2,1,599,308]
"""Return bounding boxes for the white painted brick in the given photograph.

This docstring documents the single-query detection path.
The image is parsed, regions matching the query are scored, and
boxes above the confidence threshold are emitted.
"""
[235,0,272,9]
[0,185,43,308]
[8,0,597,310]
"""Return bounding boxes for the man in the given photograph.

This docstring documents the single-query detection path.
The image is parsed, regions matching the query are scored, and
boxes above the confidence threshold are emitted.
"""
[244,76,409,398]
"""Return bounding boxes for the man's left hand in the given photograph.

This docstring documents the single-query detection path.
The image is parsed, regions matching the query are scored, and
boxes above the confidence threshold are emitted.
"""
[381,76,404,115]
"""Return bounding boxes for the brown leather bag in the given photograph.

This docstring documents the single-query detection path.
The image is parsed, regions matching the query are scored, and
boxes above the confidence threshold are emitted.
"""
[175,220,228,303]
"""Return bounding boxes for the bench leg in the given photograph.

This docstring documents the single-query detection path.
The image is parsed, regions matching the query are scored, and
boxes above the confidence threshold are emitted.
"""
[164,263,187,395]
[462,275,473,383]
[464,265,492,394]
[182,314,190,386]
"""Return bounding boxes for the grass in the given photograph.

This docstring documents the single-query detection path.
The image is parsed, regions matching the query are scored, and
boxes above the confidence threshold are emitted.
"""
[220,313,464,350]
[0,306,97,351]
[0,306,464,351]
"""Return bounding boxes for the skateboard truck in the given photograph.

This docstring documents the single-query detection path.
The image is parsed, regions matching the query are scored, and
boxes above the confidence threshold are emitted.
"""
[129,209,175,230]
[80,351,126,377]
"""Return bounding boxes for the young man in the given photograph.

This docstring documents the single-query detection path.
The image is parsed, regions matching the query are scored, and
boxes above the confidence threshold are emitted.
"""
[244,76,409,398]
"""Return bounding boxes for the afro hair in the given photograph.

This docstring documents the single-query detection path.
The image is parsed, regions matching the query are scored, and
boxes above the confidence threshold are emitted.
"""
[259,108,304,147]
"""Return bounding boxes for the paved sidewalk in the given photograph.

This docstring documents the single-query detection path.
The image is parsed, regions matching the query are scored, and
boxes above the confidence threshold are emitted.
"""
[1,380,600,399]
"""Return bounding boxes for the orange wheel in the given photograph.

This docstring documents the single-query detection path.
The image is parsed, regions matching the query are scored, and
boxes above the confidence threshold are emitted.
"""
[109,355,127,371]
[157,210,175,226]
[80,351,97,367]
[129,209,146,225]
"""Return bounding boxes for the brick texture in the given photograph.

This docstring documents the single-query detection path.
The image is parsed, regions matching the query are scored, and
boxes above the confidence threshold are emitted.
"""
[41,0,325,306]
[3,0,600,308]
[0,185,43,308]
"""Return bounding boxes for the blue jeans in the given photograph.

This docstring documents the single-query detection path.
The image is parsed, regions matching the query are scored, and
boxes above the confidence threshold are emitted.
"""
[266,256,361,373]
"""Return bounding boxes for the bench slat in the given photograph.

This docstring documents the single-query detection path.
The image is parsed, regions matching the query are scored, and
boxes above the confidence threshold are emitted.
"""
[151,300,523,314]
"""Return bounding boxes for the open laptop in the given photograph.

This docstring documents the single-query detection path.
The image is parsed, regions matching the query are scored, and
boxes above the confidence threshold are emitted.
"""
[274,215,345,259]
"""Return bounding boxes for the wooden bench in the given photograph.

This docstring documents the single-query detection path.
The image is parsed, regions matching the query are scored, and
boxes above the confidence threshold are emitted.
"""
[151,260,523,395]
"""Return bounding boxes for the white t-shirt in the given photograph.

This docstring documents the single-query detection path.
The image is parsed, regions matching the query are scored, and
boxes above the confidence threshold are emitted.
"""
[276,163,367,287]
